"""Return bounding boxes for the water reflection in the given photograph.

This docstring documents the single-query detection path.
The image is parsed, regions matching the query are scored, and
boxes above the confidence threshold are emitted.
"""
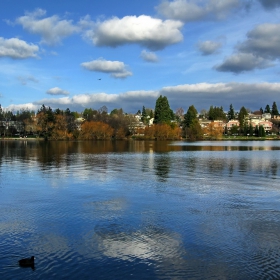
[1,140,280,279]
[154,154,170,182]
[1,140,280,181]
[78,224,189,279]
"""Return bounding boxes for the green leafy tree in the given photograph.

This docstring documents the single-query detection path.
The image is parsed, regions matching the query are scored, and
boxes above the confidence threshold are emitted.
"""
[231,125,239,135]
[83,108,98,120]
[154,95,173,124]
[110,108,123,116]
[228,104,235,120]
[271,101,279,116]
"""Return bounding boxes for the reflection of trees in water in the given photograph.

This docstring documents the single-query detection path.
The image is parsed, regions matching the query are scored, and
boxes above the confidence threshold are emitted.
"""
[1,140,280,179]
[271,160,278,178]
[238,157,249,173]
[207,158,226,174]
[154,154,170,182]
[185,156,196,174]
[228,159,235,176]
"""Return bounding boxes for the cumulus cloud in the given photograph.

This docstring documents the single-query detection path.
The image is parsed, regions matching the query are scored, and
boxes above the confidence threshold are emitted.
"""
[5,103,40,112]
[46,87,70,96]
[258,0,280,10]
[215,23,280,73]
[86,15,183,50]
[0,37,39,59]
[4,82,280,114]
[238,23,280,59]
[214,53,273,73]
[81,58,132,79]
[140,50,159,62]
[36,90,158,110]
[197,40,222,55]
[160,82,280,110]
[156,0,241,22]
[16,9,78,45]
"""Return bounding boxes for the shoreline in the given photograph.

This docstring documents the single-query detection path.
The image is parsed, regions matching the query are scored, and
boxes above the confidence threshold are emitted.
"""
[0,137,45,141]
[1,137,279,141]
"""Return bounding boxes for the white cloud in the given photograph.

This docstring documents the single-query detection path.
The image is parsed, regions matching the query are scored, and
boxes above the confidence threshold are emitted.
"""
[5,103,40,112]
[140,50,159,62]
[46,87,70,96]
[81,58,132,79]
[4,82,280,114]
[16,9,78,45]
[197,40,222,55]
[87,15,183,50]
[161,83,232,94]
[0,37,39,59]
[156,0,241,22]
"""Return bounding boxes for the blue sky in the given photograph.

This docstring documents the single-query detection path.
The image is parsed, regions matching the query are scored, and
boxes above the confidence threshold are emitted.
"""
[0,0,280,114]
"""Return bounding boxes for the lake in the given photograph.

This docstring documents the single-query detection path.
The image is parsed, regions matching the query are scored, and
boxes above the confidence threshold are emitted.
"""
[0,140,280,279]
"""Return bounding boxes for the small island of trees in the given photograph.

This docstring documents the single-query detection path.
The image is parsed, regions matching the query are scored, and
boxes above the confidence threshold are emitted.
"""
[0,97,279,141]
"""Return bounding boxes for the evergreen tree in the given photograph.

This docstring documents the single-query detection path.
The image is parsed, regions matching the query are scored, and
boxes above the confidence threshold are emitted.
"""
[228,104,235,120]
[224,125,228,135]
[183,105,198,128]
[264,104,271,114]
[141,106,148,124]
[187,118,203,140]
[154,95,173,124]
[238,106,248,131]
[243,124,249,136]
[141,106,147,118]
[259,125,265,137]
[249,124,254,136]
[208,106,227,120]
[271,101,279,116]
[260,107,263,114]
[0,104,2,120]
[254,126,259,137]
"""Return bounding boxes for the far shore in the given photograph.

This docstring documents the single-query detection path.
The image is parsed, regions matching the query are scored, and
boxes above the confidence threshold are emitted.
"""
[1,136,280,141]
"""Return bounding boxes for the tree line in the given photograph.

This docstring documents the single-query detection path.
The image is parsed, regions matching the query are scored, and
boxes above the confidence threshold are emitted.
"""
[0,97,279,140]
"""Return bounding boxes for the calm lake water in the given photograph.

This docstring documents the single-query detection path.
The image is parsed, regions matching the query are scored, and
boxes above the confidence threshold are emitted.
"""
[0,140,280,279]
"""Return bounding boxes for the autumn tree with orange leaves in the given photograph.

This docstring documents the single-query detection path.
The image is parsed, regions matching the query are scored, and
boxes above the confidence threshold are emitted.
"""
[51,114,73,140]
[203,122,224,140]
[138,124,181,140]
[80,121,114,140]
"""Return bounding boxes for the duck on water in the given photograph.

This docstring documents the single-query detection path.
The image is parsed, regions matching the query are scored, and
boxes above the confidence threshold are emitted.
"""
[18,256,35,268]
